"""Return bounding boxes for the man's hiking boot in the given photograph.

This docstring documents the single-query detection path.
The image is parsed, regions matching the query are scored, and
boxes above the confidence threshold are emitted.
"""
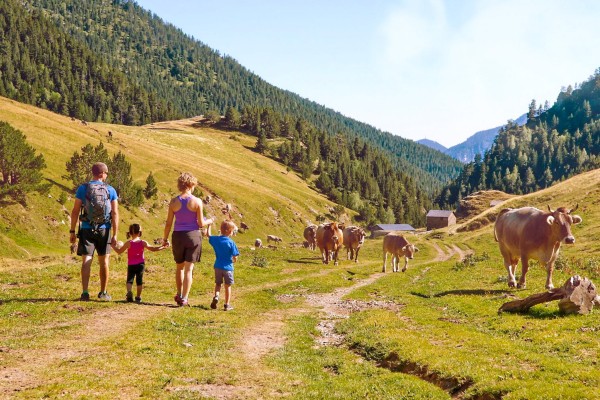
[210,296,219,309]
[80,292,90,301]
[98,291,112,301]
[126,291,134,302]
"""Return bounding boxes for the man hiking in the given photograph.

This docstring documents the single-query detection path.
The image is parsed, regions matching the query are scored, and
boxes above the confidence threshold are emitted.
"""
[69,162,119,301]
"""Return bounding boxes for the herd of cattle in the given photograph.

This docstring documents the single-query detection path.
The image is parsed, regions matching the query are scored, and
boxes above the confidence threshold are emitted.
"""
[301,222,419,272]
[246,204,583,290]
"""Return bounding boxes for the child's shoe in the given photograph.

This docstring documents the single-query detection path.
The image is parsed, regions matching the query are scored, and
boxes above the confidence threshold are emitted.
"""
[126,291,134,302]
[224,304,233,311]
[210,296,219,309]
[180,298,189,307]
[135,296,142,304]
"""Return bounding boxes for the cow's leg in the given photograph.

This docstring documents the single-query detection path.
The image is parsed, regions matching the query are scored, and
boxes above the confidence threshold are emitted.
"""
[382,252,387,273]
[347,248,352,260]
[333,249,339,266]
[517,256,529,289]
[545,256,557,290]
[502,254,517,288]
[401,256,408,272]
[392,255,398,272]
[320,248,327,264]
[354,248,360,263]
[545,262,555,290]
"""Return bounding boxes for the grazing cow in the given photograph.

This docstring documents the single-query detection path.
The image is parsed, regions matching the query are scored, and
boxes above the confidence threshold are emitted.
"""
[316,222,343,266]
[267,234,283,243]
[303,224,318,251]
[382,232,419,273]
[343,226,366,262]
[255,238,263,248]
[494,205,582,289]
[240,221,249,231]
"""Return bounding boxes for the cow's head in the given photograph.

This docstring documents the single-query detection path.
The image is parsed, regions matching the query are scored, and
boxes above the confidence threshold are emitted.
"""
[356,228,366,245]
[326,223,342,245]
[402,244,419,259]
[546,204,583,244]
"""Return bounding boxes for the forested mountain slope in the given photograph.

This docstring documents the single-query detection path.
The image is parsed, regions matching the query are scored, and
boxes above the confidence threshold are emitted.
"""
[437,69,600,208]
[7,0,462,196]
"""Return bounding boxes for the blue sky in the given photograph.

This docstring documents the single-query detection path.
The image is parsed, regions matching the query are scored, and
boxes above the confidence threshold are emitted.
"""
[135,0,600,148]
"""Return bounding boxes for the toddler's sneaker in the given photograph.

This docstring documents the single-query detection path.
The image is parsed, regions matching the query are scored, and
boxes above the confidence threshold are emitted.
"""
[98,291,112,301]
[224,304,233,311]
[135,296,142,304]
[210,296,219,309]
[126,291,134,302]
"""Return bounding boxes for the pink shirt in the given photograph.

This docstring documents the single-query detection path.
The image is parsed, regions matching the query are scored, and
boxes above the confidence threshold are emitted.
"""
[127,240,145,265]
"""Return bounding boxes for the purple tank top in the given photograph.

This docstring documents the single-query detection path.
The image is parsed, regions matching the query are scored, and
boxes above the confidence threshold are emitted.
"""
[174,196,200,231]
[127,240,145,265]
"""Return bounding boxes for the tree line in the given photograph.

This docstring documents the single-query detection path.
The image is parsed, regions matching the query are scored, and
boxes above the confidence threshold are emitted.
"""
[437,69,600,208]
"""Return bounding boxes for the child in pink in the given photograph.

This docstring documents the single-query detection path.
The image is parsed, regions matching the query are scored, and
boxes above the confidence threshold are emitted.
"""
[112,224,166,303]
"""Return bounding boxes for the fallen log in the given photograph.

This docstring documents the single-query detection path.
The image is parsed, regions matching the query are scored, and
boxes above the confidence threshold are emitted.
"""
[499,275,600,314]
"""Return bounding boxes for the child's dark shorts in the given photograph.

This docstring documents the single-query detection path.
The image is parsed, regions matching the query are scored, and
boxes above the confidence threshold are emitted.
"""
[126,263,145,286]
[214,268,234,285]
[171,230,202,263]
[77,228,111,256]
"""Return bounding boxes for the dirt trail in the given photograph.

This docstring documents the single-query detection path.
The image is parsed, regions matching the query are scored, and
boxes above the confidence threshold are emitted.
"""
[431,243,473,262]
[0,304,175,395]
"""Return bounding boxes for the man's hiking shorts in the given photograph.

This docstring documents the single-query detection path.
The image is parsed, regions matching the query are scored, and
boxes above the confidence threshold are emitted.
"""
[77,228,111,256]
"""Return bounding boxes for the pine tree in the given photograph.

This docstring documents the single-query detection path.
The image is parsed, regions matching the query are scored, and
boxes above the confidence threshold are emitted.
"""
[0,121,49,200]
[144,172,158,199]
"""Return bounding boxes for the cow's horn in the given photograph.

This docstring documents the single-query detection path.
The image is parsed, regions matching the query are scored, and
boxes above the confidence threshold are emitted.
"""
[547,205,553,213]
[570,204,579,213]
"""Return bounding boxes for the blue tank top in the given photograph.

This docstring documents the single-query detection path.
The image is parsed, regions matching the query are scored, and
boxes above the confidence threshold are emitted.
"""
[174,196,200,231]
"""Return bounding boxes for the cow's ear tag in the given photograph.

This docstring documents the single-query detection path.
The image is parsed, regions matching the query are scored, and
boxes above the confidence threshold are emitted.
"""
[547,216,555,225]
[572,215,583,224]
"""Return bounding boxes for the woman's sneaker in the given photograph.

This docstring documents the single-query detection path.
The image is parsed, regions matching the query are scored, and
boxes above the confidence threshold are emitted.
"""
[224,304,233,311]
[174,294,183,306]
[210,296,219,309]
[126,292,134,302]
[180,298,189,307]
[80,292,90,301]
[135,297,142,304]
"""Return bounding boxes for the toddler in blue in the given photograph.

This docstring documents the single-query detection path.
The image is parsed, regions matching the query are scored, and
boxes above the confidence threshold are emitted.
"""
[208,220,239,311]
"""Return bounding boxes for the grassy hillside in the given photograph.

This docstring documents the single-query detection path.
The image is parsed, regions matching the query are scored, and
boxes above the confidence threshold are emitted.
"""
[0,95,339,259]
[2,97,600,399]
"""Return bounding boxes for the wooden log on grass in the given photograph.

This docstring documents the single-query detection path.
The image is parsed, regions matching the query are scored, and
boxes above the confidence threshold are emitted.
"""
[499,275,599,314]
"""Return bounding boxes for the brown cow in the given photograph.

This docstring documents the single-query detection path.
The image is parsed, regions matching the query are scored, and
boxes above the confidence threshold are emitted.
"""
[316,222,343,265]
[382,232,419,272]
[494,205,582,289]
[303,224,318,251]
[343,226,366,262]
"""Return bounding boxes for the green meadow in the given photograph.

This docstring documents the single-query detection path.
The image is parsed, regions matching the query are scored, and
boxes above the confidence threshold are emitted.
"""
[1,97,599,399]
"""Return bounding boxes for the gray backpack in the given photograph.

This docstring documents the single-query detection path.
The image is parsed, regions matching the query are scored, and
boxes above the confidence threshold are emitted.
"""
[80,182,111,228]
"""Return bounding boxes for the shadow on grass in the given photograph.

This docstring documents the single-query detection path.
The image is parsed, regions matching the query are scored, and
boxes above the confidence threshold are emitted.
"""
[0,297,181,308]
[410,289,511,298]
[285,258,321,265]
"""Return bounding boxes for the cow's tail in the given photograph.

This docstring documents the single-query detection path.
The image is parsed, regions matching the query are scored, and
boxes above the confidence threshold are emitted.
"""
[494,208,511,242]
